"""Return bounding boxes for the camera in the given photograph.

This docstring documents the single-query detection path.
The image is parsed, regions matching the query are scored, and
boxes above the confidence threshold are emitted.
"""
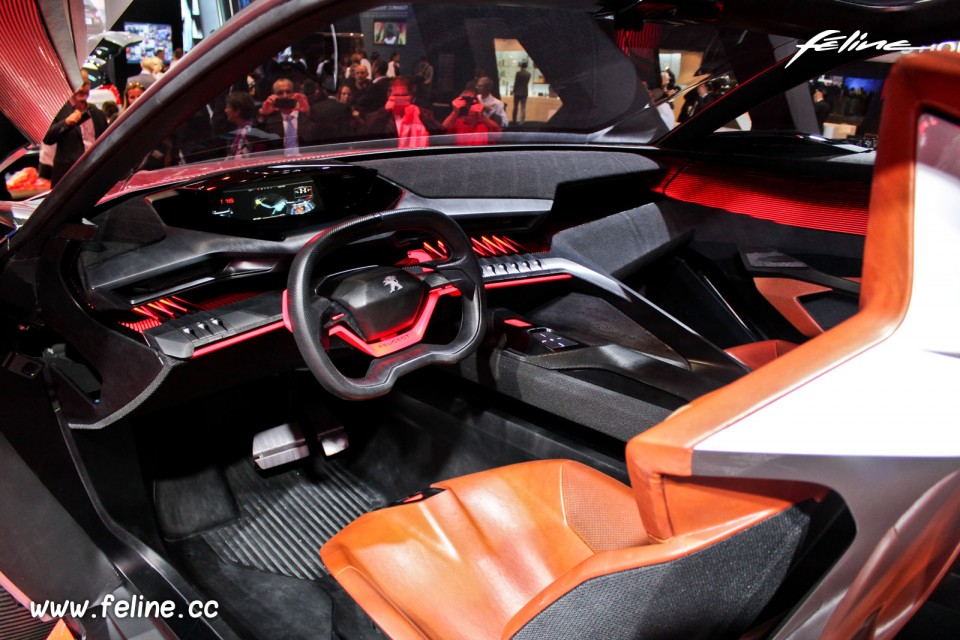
[274,97,297,110]
[458,94,478,117]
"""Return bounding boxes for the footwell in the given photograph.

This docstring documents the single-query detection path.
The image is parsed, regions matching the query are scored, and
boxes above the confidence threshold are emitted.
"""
[203,461,384,580]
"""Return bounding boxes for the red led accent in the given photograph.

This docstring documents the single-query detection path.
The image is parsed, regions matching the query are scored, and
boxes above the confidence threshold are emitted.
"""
[424,235,527,259]
[494,235,523,253]
[405,249,435,264]
[327,285,457,358]
[485,274,572,289]
[192,321,286,358]
[330,313,345,321]
[422,241,447,259]
[121,291,258,335]
[131,306,161,320]
[504,318,532,327]
[147,302,177,318]
[162,298,189,312]
[482,236,509,255]
[655,162,869,236]
[470,238,491,256]
[192,291,260,310]
[446,273,573,297]
[282,290,293,332]
[120,318,162,333]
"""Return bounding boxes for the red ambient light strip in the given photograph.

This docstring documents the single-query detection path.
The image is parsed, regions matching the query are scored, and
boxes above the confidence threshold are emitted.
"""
[327,285,457,358]
[192,321,286,357]
[281,290,293,332]
[120,318,162,333]
[656,164,869,236]
[421,235,528,261]
[191,272,570,357]
[485,274,572,289]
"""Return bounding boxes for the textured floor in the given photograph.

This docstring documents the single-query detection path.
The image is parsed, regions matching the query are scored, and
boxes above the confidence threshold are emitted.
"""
[203,460,384,580]
[0,588,56,640]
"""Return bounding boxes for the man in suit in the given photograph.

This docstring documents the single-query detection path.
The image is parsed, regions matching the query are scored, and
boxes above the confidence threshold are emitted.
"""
[512,62,531,124]
[257,78,318,155]
[42,69,109,186]
[356,59,391,115]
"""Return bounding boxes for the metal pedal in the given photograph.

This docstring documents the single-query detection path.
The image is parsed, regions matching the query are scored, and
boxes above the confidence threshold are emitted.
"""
[317,425,349,457]
[252,422,309,470]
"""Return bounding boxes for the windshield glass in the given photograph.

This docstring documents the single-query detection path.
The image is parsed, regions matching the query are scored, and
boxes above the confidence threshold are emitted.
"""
[33,3,802,194]
[164,3,670,164]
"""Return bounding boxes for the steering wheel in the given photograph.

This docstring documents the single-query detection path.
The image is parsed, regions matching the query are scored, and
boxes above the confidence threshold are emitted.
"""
[286,208,486,399]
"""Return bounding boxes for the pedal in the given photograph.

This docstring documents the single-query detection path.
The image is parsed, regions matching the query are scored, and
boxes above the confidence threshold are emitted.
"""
[317,425,349,457]
[252,422,309,470]
[295,388,350,457]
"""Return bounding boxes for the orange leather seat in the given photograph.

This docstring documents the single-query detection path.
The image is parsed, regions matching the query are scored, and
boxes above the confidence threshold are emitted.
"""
[725,338,798,370]
[322,456,822,639]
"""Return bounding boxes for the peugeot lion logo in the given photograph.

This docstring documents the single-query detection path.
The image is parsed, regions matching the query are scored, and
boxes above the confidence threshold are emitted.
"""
[383,276,403,293]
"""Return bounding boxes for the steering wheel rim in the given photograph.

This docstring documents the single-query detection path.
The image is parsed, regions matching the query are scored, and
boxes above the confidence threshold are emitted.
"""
[286,208,485,400]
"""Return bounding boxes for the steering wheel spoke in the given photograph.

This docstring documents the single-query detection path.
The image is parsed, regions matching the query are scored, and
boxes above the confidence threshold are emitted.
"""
[287,209,485,399]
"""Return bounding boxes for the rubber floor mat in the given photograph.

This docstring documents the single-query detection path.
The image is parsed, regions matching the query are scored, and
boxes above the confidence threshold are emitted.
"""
[203,461,384,580]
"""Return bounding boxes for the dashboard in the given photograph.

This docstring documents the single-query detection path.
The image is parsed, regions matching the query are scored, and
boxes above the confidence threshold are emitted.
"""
[55,149,709,429]
[75,162,578,362]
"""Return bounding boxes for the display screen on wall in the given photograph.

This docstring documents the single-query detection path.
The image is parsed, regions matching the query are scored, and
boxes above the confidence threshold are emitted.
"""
[373,21,407,45]
[124,22,174,63]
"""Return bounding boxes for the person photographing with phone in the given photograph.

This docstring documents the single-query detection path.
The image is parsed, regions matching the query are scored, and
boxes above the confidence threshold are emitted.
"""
[43,68,109,186]
[442,87,501,146]
[258,77,316,155]
[360,77,442,148]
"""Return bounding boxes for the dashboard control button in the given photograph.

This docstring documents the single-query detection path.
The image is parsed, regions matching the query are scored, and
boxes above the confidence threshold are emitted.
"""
[207,317,228,335]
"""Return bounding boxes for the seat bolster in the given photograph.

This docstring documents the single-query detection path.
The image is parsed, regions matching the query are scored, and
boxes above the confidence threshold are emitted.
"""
[320,460,617,640]
[325,564,427,640]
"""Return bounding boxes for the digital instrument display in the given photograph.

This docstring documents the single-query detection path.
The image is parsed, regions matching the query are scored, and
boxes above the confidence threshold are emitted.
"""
[212,179,318,221]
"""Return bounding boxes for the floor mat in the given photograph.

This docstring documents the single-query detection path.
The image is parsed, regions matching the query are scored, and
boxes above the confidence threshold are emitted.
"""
[202,460,385,580]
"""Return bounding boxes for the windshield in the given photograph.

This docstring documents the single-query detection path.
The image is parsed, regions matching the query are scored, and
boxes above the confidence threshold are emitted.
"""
[160,3,669,164]
[28,2,809,196]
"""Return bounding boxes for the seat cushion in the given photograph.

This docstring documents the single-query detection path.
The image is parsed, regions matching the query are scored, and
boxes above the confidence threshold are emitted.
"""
[725,339,798,370]
[321,460,646,640]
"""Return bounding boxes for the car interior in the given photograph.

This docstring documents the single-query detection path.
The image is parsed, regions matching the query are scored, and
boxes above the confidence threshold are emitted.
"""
[2,2,959,639]
[25,145,868,639]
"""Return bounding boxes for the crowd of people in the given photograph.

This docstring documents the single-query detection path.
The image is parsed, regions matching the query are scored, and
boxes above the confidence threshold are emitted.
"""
[40,49,184,185]
[42,42,758,182]
[41,46,537,178]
